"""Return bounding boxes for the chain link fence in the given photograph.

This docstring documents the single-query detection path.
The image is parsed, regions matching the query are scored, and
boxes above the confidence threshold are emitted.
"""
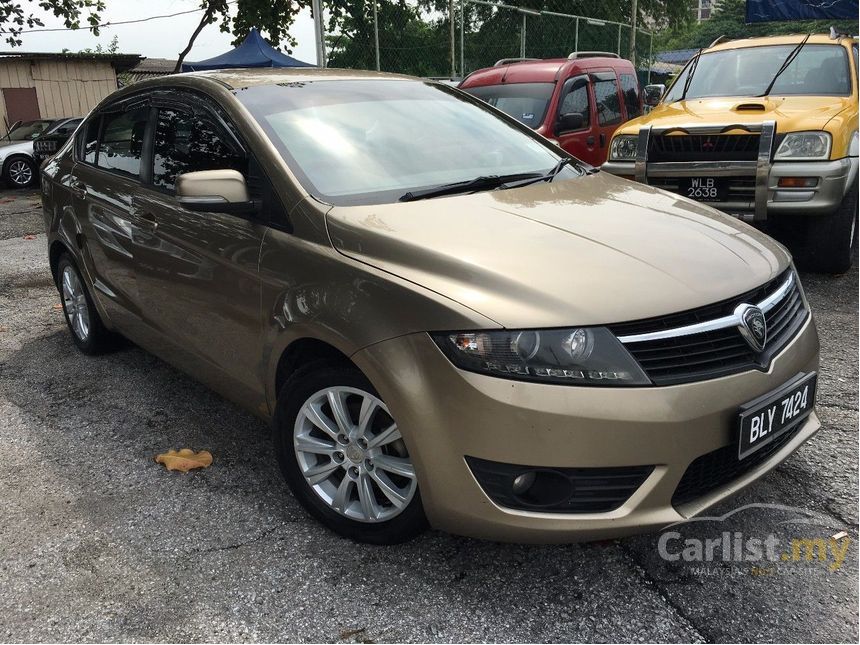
[321,0,663,83]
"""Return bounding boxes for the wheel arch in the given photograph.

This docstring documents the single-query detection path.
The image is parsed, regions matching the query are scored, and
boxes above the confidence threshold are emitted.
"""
[48,239,72,286]
[273,337,356,400]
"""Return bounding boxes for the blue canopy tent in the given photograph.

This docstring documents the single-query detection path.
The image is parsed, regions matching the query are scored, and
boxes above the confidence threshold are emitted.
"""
[181,28,314,71]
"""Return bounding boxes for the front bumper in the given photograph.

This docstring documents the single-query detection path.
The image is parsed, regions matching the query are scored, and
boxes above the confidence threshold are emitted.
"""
[352,316,820,542]
[602,121,857,221]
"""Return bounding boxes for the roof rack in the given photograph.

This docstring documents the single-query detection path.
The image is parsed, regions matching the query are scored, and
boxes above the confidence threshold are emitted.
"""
[709,35,730,47]
[493,57,539,66]
[567,51,619,59]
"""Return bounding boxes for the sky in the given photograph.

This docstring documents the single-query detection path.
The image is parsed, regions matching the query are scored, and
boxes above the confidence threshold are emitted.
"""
[9,0,319,65]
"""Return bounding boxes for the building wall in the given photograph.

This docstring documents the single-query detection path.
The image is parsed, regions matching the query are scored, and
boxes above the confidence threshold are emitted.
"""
[0,58,118,127]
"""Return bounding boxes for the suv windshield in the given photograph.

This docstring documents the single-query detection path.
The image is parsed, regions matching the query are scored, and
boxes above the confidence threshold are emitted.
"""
[664,44,851,101]
[4,120,53,141]
[237,80,570,205]
[461,82,555,127]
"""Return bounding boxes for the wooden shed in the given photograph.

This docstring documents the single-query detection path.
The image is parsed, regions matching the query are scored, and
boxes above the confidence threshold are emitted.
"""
[0,52,140,130]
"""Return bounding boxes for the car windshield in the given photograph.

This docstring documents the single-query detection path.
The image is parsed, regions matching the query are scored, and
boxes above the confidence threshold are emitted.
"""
[236,79,570,205]
[5,120,53,141]
[461,82,555,127]
[664,44,852,101]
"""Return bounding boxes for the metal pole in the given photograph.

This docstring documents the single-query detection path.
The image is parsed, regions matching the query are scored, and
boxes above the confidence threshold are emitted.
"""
[373,0,380,71]
[617,23,622,56]
[630,0,638,66]
[574,17,578,54]
[449,0,456,77]
[460,0,465,77]
[312,0,326,67]
[648,32,652,84]
[521,14,526,58]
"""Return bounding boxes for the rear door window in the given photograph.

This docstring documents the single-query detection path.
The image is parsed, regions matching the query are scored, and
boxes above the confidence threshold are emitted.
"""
[152,106,247,192]
[96,107,150,179]
[620,73,641,119]
[593,77,622,126]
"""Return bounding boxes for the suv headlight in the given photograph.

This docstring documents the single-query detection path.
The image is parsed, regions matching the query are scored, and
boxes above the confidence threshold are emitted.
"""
[775,132,832,160]
[430,327,649,386]
[609,135,638,161]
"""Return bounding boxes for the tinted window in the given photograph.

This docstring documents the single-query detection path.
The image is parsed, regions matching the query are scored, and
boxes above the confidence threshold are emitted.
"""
[559,80,590,128]
[463,82,555,127]
[152,107,246,192]
[96,107,149,178]
[81,117,100,164]
[51,119,81,136]
[620,74,641,118]
[594,78,622,126]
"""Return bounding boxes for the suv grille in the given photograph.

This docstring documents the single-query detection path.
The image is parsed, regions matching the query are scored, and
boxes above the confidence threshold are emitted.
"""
[648,133,760,162]
[673,418,804,507]
[611,270,807,386]
[466,457,654,513]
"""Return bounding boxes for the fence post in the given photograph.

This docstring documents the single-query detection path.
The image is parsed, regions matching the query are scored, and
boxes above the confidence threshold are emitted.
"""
[460,0,465,77]
[617,23,622,56]
[630,0,638,66]
[648,32,653,84]
[574,17,578,54]
[521,13,526,58]
[373,0,380,71]
[312,0,326,67]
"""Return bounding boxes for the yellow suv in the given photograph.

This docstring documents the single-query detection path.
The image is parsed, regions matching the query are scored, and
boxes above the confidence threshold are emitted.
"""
[603,33,858,273]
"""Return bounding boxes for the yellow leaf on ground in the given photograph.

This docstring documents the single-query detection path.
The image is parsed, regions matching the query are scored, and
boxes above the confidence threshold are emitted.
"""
[155,448,213,472]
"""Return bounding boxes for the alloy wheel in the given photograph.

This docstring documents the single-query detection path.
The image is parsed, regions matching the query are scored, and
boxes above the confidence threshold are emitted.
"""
[293,386,417,523]
[61,265,90,341]
[8,159,32,186]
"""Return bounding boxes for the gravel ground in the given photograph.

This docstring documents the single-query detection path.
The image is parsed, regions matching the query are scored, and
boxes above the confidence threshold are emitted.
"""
[0,189,857,643]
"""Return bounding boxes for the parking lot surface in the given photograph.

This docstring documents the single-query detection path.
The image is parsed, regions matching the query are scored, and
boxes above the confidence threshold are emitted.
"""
[1,189,857,643]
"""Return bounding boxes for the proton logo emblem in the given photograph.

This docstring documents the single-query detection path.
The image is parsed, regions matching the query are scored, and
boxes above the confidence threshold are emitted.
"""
[734,303,767,352]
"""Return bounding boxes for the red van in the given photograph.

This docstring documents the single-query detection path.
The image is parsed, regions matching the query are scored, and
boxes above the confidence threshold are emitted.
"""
[459,53,642,166]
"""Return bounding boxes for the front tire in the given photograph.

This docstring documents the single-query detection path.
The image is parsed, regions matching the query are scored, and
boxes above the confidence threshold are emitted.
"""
[274,360,427,544]
[776,180,858,274]
[56,254,114,354]
[3,155,37,188]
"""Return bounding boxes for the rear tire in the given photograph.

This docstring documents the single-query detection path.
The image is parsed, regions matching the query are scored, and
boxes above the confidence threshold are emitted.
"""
[56,253,115,354]
[273,359,428,544]
[3,155,37,188]
[775,180,858,274]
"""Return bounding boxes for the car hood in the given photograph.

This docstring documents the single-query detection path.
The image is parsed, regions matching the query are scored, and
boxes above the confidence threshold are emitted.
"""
[618,96,853,135]
[325,172,790,329]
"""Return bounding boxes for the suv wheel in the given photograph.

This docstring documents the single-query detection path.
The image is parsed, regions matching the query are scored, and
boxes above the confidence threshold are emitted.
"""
[57,254,114,354]
[3,156,37,188]
[274,360,427,544]
[777,179,858,274]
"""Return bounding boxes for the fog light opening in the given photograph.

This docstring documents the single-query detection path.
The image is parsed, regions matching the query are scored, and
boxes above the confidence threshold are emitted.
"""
[511,469,574,507]
[512,471,536,495]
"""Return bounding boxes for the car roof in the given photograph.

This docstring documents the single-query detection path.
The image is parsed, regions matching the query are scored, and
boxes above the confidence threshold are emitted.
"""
[460,56,634,87]
[172,67,415,91]
[707,33,858,53]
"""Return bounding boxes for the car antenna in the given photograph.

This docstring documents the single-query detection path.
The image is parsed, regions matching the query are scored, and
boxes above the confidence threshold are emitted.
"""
[759,33,812,97]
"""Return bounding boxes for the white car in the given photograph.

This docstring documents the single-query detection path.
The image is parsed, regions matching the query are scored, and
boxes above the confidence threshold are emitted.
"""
[0,118,78,188]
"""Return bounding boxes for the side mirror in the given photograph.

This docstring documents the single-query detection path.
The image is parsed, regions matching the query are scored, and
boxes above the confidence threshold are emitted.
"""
[556,112,584,134]
[643,84,665,107]
[176,169,257,214]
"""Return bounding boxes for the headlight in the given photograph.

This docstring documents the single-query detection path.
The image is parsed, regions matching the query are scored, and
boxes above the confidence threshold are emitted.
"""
[775,132,831,160]
[430,327,649,386]
[609,135,638,161]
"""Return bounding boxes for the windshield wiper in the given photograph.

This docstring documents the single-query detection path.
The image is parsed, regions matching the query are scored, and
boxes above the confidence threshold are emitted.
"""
[759,33,811,97]
[677,48,703,102]
[498,157,580,189]
[399,172,544,202]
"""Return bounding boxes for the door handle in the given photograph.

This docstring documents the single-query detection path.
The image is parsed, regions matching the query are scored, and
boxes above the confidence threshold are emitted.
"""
[586,135,596,146]
[69,180,87,199]
[599,133,606,147]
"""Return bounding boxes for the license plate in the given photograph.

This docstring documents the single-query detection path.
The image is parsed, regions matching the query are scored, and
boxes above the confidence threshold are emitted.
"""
[682,177,725,202]
[737,372,816,460]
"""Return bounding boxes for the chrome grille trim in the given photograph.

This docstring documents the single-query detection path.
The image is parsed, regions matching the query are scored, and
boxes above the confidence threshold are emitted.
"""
[618,271,795,345]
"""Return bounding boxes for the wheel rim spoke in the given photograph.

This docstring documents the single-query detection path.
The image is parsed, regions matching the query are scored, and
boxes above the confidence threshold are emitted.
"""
[303,459,340,485]
[295,434,336,455]
[367,422,401,449]
[304,400,339,440]
[373,455,415,479]
[326,389,353,434]
[369,469,407,508]
[356,396,378,435]
[357,473,380,521]
[331,476,354,513]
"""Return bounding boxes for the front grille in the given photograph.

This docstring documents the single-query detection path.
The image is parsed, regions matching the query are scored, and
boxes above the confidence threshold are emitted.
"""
[649,133,760,162]
[34,140,57,153]
[612,270,807,386]
[466,457,654,513]
[672,417,804,506]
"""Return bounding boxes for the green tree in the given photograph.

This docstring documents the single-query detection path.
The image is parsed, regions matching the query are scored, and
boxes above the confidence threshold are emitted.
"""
[0,0,105,46]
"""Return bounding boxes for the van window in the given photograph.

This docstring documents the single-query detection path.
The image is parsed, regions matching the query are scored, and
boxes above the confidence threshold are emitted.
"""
[559,80,590,128]
[96,107,149,178]
[620,74,641,118]
[462,83,555,127]
[152,106,246,192]
[80,117,100,164]
[593,78,622,126]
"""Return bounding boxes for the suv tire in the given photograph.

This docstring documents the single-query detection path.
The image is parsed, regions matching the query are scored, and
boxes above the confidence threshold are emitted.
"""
[56,253,116,354]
